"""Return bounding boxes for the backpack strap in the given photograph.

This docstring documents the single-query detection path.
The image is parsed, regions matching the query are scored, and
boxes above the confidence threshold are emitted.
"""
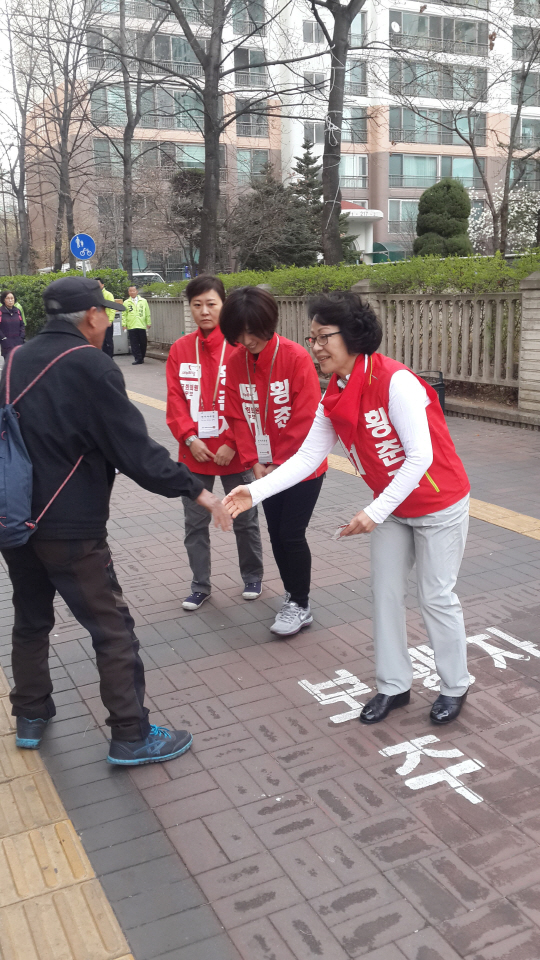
[8,344,96,407]
[24,453,85,530]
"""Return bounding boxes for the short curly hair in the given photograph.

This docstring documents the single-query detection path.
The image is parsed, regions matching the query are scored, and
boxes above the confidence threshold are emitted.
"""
[308,291,382,356]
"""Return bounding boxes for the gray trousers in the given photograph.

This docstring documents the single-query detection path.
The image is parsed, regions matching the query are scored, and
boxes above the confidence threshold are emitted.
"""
[182,470,263,595]
[370,494,470,697]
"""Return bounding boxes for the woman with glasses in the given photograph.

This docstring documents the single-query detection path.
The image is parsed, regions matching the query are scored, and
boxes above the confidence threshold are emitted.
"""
[221,287,327,637]
[224,291,471,726]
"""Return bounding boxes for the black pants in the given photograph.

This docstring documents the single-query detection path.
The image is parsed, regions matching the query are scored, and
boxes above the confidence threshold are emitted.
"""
[128,328,147,363]
[262,475,324,609]
[102,325,114,357]
[1,538,150,741]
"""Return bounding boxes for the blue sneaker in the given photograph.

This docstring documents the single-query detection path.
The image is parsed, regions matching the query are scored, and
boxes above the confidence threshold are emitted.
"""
[107,725,193,766]
[242,580,262,600]
[16,717,50,749]
[182,591,210,611]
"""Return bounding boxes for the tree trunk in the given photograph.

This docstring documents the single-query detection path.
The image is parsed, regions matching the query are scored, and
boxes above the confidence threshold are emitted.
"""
[322,12,349,264]
[123,133,133,280]
[536,206,540,247]
[16,142,30,274]
[53,190,65,272]
[65,191,76,269]
[199,65,221,272]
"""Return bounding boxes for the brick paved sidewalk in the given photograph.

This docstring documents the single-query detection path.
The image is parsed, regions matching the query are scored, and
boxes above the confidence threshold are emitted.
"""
[1,357,540,960]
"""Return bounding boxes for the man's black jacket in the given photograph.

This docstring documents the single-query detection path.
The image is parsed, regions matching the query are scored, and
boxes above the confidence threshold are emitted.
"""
[0,318,203,540]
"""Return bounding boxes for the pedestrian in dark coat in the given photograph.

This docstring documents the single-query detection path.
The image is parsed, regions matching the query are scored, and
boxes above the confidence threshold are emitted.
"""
[0,290,25,357]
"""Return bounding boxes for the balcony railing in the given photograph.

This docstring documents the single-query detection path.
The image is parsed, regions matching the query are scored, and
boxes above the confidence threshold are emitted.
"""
[429,0,488,10]
[342,124,368,143]
[145,59,203,76]
[341,176,368,189]
[389,127,486,146]
[238,170,267,183]
[390,174,484,188]
[388,220,417,233]
[344,81,367,96]
[390,33,488,57]
[236,121,269,137]
[348,32,365,47]
[235,70,267,87]
[390,80,487,102]
[517,135,540,148]
[233,17,266,35]
[101,0,208,20]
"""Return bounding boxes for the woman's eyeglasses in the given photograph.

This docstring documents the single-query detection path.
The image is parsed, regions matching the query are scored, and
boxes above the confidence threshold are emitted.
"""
[305,332,341,348]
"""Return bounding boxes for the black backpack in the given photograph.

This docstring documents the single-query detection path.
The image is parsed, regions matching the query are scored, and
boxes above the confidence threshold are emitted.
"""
[0,344,94,548]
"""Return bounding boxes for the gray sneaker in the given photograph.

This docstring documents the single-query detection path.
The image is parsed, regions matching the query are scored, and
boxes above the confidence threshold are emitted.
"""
[270,601,313,637]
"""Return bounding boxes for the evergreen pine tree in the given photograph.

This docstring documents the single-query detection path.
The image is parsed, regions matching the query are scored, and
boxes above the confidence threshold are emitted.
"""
[291,139,323,254]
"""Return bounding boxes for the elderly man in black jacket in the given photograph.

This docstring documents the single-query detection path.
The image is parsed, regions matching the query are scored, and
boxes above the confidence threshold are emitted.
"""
[0,277,231,765]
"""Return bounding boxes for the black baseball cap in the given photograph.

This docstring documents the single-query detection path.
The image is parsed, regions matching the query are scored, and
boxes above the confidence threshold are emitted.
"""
[43,277,125,315]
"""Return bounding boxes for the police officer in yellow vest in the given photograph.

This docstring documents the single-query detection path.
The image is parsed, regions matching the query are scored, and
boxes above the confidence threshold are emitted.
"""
[123,284,151,365]
[96,278,117,358]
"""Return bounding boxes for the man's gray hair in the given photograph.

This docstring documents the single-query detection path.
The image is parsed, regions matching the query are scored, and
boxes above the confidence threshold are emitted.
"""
[46,310,87,326]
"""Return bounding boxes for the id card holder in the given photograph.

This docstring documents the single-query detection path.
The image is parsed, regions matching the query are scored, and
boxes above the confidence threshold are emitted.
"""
[255,434,272,463]
[198,410,220,438]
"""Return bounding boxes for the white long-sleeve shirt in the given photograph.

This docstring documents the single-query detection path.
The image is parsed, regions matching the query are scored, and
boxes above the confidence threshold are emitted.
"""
[247,368,433,524]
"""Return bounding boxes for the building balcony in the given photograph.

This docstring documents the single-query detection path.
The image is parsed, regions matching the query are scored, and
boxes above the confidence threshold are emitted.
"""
[388,220,416,233]
[235,71,267,87]
[344,81,367,96]
[237,170,266,183]
[233,18,266,35]
[517,135,540,148]
[390,33,487,57]
[341,176,368,189]
[348,32,365,47]
[236,121,269,137]
[389,127,486,147]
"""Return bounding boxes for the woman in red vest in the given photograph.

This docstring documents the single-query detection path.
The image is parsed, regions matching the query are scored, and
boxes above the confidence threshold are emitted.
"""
[223,290,471,725]
[221,287,327,638]
[166,275,263,610]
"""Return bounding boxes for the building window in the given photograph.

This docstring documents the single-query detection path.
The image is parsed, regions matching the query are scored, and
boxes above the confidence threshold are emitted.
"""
[389,154,485,188]
[235,98,269,136]
[388,199,419,233]
[441,155,485,186]
[513,26,540,60]
[303,20,324,43]
[345,61,367,95]
[304,72,326,92]
[233,0,267,36]
[342,107,368,143]
[511,158,540,189]
[521,117,540,146]
[389,107,486,145]
[389,60,487,101]
[234,48,266,87]
[515,0,540,13]
[340,154,368,189]
[349,11,366,45]
[389,11,488,57]
[303,121,325,144]
[176,144,205,168]
[237,148,269,183]
[512,71,540,106]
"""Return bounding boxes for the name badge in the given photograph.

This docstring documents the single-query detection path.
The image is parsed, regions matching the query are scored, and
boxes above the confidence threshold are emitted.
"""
[198,410,220,438]
[189,393,200,422]
[256,434,272,463]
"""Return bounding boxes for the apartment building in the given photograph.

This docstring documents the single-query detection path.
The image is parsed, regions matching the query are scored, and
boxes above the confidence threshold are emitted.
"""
[28,0,535,271]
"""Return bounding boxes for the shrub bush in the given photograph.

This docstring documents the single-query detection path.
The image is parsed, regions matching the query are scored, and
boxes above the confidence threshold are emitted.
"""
[144,250,540,300]
[414,178,473,258]
[0,268,129,337]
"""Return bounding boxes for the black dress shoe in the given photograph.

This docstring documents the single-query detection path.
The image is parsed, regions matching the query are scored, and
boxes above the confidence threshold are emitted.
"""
[430,690,468,725]
[359,690,411,724]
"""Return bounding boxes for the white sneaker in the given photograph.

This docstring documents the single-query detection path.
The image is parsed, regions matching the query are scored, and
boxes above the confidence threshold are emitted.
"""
[270,601,313,637]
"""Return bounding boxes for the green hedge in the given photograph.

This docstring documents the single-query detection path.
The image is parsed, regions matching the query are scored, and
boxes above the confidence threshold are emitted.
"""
[0,268,128,337]
[145,251,540,299]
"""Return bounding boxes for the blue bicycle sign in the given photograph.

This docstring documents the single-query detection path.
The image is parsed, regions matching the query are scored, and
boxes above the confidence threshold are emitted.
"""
[70,233,96,260]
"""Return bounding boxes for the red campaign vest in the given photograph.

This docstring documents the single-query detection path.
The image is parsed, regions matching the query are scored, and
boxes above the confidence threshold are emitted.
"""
[322,353,470,518]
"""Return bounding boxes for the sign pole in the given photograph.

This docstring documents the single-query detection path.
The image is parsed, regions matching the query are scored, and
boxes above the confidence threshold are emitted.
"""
[83,261,87,277]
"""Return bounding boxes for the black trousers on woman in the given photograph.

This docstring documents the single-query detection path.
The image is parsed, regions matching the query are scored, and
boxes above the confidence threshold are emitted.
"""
[262,475,324,609]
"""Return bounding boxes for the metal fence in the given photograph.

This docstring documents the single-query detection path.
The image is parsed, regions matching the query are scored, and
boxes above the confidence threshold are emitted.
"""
[371,293,521,385]
[147,298,185,347]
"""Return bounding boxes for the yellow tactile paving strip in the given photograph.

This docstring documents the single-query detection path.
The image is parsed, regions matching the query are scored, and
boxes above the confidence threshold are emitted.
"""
[0,665,134,960]
[127,389,540,540]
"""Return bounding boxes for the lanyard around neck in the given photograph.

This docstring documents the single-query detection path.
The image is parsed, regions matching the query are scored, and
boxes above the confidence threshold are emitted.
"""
[195,334,226,411]
[245,336,279,435]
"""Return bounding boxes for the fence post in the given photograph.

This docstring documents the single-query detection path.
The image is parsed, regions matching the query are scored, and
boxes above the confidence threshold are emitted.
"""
[182,295,193,335]
[518,272,540,413]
